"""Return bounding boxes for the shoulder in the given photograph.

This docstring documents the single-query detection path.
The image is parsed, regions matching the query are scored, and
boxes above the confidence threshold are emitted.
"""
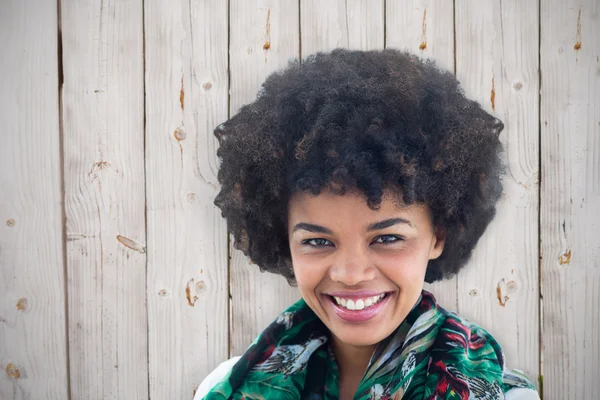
[505,388,541,400]
[435,305,539,396]
[193,356,241,400]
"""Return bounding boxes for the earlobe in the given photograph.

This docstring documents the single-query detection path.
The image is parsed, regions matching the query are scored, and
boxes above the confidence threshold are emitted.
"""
[429,230,446,260]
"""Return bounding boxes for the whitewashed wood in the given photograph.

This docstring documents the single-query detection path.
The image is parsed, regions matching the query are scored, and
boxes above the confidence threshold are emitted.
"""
[144,0,229,392]
[61,0,148,398]
[455,0,540,386]
[386,0,454,72]
[386,0,458,311]
[540,0,599,397]
[0,1,69,399]
[300,0,384,57]
[229,0,301,356]
[230,249,300,355]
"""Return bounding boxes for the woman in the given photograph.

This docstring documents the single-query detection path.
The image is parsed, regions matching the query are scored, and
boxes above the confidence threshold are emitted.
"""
[196,49,539,399]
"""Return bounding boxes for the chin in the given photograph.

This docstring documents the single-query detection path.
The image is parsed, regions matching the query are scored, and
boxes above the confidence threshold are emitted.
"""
[331,325,391,348]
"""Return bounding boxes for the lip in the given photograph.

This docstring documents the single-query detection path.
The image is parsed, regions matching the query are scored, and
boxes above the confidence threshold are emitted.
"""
[325,292,392,323]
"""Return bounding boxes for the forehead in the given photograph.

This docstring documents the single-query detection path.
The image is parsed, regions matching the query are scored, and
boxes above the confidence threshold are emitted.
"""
[287,189,431,224]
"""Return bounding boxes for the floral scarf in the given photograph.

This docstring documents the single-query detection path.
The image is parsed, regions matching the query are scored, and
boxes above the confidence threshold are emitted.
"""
[203,290,535,399]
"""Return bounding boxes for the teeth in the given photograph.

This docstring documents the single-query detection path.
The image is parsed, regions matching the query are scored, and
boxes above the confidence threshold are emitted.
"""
[333,294,387,311]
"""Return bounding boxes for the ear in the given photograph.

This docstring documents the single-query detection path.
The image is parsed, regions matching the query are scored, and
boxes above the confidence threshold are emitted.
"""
[428,228,446,260]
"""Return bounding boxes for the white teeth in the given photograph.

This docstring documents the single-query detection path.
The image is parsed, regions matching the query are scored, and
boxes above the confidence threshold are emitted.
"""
[332,293,387,310]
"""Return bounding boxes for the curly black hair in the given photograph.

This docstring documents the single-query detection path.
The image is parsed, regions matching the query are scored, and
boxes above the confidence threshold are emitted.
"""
[213,48,504,284]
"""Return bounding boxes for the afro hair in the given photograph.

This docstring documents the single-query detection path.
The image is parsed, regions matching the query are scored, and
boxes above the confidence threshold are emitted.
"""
[213,48,505,284]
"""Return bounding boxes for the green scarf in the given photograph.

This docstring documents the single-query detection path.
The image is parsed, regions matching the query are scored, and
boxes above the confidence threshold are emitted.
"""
[204,291,535,399]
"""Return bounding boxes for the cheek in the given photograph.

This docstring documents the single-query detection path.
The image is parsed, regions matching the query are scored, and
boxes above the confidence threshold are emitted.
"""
[291,254,325,288]
[376,245,431,279]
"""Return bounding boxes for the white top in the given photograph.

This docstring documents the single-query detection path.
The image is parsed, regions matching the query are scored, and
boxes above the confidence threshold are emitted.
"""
[195,357,241,400]
[193,356,539,400]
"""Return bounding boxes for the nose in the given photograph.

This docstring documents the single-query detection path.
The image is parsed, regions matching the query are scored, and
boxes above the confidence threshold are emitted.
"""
[328,243,376,286]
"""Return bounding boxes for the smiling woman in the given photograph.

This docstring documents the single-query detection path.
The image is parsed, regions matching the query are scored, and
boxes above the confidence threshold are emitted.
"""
[195,49,539,400]
[288,191,443,347]
[288,191,444,398]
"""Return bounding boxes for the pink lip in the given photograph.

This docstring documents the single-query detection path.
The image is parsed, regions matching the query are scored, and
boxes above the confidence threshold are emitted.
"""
[325,293,392,323]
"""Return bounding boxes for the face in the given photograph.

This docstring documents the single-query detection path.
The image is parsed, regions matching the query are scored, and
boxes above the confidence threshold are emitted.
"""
[287,189,445,348]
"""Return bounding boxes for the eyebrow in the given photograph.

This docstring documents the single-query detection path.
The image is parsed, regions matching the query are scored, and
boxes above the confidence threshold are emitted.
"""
[292,223,334,235]
[292,218,413,234]
[367,218,413,231]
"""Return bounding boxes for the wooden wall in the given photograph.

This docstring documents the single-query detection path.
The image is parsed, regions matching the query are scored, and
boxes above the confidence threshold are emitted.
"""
[0,0,598,399]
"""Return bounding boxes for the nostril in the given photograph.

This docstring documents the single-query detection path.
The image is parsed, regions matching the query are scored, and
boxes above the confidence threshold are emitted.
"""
[328,262,377,286]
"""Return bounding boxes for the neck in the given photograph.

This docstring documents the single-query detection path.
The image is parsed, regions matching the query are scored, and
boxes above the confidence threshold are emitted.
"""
[330,335,375,380]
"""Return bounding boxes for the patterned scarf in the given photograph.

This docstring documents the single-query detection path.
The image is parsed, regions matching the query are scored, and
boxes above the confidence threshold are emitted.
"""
[203,290,535,399]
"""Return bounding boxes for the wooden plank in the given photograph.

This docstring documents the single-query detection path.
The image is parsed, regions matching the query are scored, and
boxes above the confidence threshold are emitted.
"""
[300,0,384,56]
[229,0,301,356]
[60,0,148,398]
[386,0,453,71]
[144,0,229,393]
[540,0,599,397]
[455,0,540,386]
[230,250,300,355]
[386,0,458,311]
[0,1,69,399]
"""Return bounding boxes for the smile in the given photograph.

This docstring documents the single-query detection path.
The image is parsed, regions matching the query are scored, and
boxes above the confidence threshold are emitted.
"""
[332,294,386,310]
[326,292,392,323]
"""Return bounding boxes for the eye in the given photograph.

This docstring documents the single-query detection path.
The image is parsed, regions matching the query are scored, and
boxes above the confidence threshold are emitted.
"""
[372,235,403,244]
[302,238,333,247]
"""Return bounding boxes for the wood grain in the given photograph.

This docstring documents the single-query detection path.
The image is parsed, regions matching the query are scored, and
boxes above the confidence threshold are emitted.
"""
[540,0,600,397]
[228,0,301,356]
[144,0,229,393]
[0,1,69,399]
[300,0,384,57]
[455,0,540,386]
[386,0,454,70]
[61,0,148,397]
[386,0,458,312]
